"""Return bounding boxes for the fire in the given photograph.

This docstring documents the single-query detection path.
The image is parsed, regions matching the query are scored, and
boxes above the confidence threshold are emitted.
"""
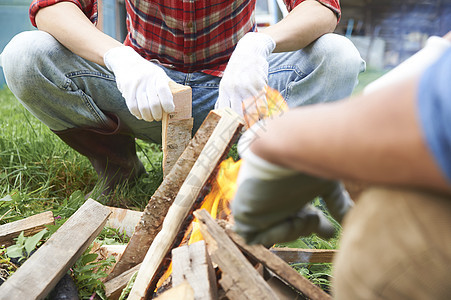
[156,87,287,289]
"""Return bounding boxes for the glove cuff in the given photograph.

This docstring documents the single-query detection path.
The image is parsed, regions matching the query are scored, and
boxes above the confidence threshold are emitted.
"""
[237,123,296,182]
[103,46,141,72]
[238,32,276,58]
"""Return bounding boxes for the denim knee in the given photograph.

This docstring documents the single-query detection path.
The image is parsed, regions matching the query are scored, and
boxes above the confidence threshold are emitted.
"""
[2,31,62,99]
[320,34,366,79]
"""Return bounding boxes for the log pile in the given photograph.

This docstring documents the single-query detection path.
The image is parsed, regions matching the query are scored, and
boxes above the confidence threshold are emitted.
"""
[0,85,337,299]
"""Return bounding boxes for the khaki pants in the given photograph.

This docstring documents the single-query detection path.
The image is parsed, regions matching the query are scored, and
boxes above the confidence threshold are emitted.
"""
[333,187,451,300]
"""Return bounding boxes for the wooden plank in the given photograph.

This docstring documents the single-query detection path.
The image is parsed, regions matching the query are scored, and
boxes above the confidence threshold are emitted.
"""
[194,209,277,300]
[162,82,193,177]
[0,211,54,246]
[106,206,143,237]
[172,240,218,300]
[0,199,111,300]
[270,248,338,264]
[154,280,194,300]
[226,229,332,300]
[128,108,244,300]
[104,263,142,300]
[106,110,223,280]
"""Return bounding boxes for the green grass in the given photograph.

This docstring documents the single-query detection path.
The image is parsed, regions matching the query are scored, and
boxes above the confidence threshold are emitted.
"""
[0,68,383,297]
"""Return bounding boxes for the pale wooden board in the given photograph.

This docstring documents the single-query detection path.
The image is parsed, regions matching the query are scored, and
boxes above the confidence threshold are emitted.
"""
[195,209,277,300]
[270,248,337,264]
[0,211,54,246]
[106,206,143,238]
[128,108,244,300]
[226,229,332,300]
[172,240,218,300]
[154,280,194,300]
[0,199,110,300]
[162,82,193,176]
[106,111,222,280]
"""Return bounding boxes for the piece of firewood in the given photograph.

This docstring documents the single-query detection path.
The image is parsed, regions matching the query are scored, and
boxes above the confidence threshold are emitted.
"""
[0,211,54,247]
[172,240,218,300]
[270,247,337,264]
[106,110,222,280]
[154,280,194,300]
[106,206,143,238]
[226,229,332,300]
[162,82,193,177]
[128,108,244,300]
[0,199,110,300]
[194,209,277,300]
[104,263,142,300]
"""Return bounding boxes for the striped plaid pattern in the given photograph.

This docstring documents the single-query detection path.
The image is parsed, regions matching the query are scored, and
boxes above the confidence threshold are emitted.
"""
[29,0,340,76]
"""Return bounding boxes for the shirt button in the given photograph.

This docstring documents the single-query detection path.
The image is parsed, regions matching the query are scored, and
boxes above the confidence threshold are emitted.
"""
[187,21,193,28]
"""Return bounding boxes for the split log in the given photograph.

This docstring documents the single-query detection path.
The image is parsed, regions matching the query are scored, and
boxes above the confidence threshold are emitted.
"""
[106,110,222,280]
[162,82,193,177]
[106,206,143,237]
[226,228,332,300]
[154,280,194,300]
[104,263,141,300]
[128,108,244,300]
[194,209,277,300]
[270,247,337,264]
[172,240,218,300]
[0,211,54,246]
[0,199,110,300]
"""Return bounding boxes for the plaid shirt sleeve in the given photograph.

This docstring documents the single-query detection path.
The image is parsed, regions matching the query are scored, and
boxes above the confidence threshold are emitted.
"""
[29,0,97,27]
[283,0,341,21]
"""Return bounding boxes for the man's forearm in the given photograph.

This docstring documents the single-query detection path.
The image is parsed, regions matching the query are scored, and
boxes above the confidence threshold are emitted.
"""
[261,0,337,52]
[251,74,451,193]
[35,2,122,65]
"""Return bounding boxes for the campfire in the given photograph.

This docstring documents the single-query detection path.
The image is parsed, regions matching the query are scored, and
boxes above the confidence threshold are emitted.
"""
[0,87,336,300]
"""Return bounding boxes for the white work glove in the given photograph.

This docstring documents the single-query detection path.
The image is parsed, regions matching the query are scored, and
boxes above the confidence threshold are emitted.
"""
[364,35,451,94]
[231,124,354,246]
[216,32,276,116]
[104,46,175,121]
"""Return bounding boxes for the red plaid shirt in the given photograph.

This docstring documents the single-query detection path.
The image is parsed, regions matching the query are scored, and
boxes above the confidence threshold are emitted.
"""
[29,0,340,76]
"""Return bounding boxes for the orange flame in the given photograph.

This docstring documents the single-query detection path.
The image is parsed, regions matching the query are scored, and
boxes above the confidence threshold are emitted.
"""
[156,87,287,289]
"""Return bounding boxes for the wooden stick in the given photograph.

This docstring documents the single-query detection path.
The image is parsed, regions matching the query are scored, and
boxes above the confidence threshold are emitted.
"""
[0,199,110,300]
[226,229,332,300]
[128,108,244,300]
[106,110,222,280]
[270,248,337,264]
[194,209,277,300]
[0,211,54,247]
[172,240,218,300]
[104,263,142,300]
[162,82,193,177]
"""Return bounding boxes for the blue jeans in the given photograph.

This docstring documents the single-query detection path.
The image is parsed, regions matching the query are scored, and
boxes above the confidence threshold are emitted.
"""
[2,30,365,144]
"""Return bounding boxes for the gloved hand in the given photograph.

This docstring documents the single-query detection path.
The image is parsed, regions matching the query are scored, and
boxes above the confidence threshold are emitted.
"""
[216,32,276,116]
[104,46,175,122]
[231,124,354,247]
